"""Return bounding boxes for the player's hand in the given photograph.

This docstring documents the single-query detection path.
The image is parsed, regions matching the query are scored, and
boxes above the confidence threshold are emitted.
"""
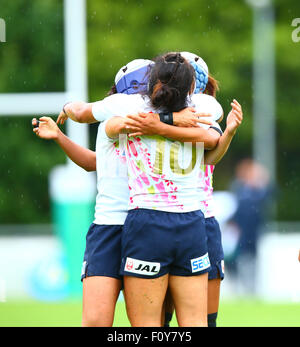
[123,112,161,137]
[173,107,213,128]
[226,99,243,136]
[57,110,68,125]
[32,116,60,140]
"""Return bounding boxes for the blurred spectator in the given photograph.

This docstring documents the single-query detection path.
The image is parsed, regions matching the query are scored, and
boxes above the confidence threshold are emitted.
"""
[227,159,273,296]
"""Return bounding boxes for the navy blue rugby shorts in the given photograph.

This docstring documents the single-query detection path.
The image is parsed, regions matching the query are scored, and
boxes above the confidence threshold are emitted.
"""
[81,223,123,281]
[120,209,211,279]
[205,216,225,280]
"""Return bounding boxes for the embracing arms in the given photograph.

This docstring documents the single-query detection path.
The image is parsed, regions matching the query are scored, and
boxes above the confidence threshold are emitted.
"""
[55,96,242,162]
[117,99,243,159]
[56,95,219,149]
[35,100,214,171]
[112,111,221,150]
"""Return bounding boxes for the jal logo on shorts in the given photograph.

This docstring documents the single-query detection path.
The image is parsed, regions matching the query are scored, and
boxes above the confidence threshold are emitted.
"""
[126,259,134,271]
[191,253,210,273]
[125,257,160,276]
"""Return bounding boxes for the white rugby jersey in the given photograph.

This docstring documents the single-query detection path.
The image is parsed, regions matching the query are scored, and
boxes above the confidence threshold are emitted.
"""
[92,120,129,225]
[92,93,223,216]
[126,133,206,212]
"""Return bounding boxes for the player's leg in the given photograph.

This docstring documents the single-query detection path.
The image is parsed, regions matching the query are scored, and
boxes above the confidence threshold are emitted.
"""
[120,210,176,327]
[82,276,121,327]
[207,278,221,327]
[163,215,224,327]
[81,223,123,327]
[124,274,169,327]
[206,217,225,327]
[169,273,208,327]
[162,287,175,327]
[167,211,210,327]
[162,276,222,327]
[167,210,210,327]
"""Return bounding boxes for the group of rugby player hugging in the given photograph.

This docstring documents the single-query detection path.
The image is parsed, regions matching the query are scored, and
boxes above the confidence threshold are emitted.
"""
[32,51,243,327]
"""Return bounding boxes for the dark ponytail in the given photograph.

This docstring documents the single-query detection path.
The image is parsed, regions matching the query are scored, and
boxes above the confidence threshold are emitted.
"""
[148,52,195,112]
[204,74,219,98]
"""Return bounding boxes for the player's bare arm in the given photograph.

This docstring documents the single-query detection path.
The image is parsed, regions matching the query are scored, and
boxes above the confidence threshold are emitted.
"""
[33,116,96,172]
[173,108,213,128]
[57,101,97,125]
[123,108,212,134]
[205,99,243,165]
[122,112,220,150]
[105,116,140,139]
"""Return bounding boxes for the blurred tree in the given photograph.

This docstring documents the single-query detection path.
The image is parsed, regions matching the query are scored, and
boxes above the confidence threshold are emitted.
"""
[0,0,66,225]
[0,0,299,227]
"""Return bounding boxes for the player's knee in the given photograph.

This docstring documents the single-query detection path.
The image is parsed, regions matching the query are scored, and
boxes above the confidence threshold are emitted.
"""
[82,309,113,327]
[82,313,101,327]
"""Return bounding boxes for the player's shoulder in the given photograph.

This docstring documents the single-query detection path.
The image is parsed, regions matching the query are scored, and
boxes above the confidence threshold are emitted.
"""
[104,93,144,102]
[191,93,223,122]
[92,93,147,121]
[101,93,148,109]
[93,93,141,106]
[191,93,221,108]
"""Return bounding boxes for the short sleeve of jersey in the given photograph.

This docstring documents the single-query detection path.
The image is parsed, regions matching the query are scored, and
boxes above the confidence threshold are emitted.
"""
[191,94,223,122]
[198,120,223,134]
[97,119,111,140]
[92,94,133,122]
[210,121,223,135]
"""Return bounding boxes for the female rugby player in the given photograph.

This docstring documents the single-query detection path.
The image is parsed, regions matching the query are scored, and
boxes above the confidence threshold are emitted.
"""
[102,52,222,326]
[124,52,243,327]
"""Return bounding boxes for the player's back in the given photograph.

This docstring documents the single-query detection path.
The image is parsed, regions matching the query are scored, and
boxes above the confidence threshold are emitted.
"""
[126,132,206,212]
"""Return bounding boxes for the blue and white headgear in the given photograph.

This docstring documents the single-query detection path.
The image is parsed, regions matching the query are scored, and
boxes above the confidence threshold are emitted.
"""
[115,59,154,95]
[181,52,209,94]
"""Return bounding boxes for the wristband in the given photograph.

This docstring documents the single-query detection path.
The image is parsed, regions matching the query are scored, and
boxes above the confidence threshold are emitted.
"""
[159,112,173,125]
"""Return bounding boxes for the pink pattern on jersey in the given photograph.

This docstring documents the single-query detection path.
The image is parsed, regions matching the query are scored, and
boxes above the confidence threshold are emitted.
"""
[140,172,150,186]
[204,164,215,218]
[113,140,127,164]
[126,136,184,210]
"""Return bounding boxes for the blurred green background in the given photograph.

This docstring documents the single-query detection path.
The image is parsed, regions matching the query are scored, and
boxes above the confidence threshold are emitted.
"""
[0,0,300,225]
[1,299,300,327]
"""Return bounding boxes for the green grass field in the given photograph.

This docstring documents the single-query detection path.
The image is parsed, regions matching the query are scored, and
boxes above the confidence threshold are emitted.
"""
[0,299,299,327]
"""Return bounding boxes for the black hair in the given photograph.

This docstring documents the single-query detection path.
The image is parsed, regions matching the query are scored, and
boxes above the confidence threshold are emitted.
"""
[147,52,195,112]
